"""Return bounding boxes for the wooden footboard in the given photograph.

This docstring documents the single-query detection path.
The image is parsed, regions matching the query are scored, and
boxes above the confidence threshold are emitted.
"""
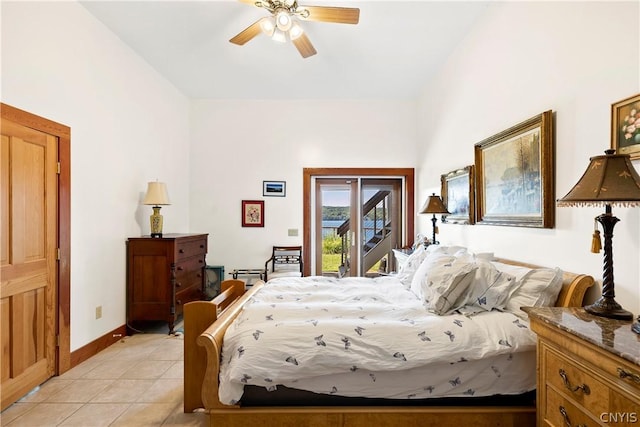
[184,279,259,412]
[184,262,594,427]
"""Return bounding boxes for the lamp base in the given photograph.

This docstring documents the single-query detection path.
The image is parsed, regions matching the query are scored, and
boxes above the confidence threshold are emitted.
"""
[150,232,163,238]
[585,296,634,320]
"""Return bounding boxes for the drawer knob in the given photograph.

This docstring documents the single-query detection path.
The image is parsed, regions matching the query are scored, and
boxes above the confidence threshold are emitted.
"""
[175,282,182,288]
[559,369,590,395]
[617,367,640,384]
[559,406,587,427]
[179,249,185,253]
[177,266,184,271]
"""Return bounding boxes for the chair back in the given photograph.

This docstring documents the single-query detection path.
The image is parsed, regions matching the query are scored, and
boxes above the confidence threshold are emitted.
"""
[265,246,303,281]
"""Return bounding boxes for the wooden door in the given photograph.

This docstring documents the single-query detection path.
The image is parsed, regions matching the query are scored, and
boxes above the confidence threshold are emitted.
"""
[1,117,58,410]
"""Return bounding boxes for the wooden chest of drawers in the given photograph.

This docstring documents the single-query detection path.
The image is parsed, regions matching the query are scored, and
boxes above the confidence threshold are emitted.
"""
[526,307,640,427]
[127,233,208,334]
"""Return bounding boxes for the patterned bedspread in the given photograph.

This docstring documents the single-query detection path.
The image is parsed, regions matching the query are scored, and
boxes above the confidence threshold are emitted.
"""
[218,276,537,404]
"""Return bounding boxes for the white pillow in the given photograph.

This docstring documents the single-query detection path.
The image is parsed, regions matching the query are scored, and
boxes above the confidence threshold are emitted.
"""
[505,267,564,318]
[412,257,477,315]
[397,246,429,288]
[456,261,518,315]
[491,261,532,282]
[409,253,455,300]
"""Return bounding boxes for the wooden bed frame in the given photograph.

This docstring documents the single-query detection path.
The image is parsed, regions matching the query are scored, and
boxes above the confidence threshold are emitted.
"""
[184,259,595,427]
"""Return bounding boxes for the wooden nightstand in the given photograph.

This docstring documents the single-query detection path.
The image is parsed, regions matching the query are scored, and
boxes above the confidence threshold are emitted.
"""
[525,307,640,427]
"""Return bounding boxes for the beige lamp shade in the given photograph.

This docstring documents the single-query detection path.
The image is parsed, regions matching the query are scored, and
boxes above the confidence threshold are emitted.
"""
[143,182,171,206]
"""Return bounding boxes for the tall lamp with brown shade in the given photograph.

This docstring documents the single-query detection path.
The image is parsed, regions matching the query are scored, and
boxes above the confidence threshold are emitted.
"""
[143,181,171,238]
[420,193,450,245]
[557,149,640,332]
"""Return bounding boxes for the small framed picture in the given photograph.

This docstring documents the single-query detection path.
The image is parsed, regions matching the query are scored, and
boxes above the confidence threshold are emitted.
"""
[441,166,475,225]
[611,93,640,160]
[242,200,264,227]
[263,180,286,197]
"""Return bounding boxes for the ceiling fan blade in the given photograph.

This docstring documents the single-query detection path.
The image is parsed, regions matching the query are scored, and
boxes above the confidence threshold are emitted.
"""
[229,19,263,45]
[299,6,360,24]
[292,33,317,58]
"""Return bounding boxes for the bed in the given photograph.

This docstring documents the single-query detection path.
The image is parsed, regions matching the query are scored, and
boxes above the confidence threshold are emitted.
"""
[184,248,594,427]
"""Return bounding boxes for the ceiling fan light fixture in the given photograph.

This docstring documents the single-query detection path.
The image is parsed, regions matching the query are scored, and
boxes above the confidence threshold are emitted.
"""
[275,10,292,31]
[289,21,304,40]
[272,27,287,43]
[259,16,276,36]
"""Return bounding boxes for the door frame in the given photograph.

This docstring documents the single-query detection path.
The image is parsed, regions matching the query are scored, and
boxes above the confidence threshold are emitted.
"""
[1,103,71,374]
[302,168,414,277]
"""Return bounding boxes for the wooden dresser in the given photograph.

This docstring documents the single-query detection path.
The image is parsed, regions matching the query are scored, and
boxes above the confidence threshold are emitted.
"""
[127,233,208,334]
[526,307,640,427]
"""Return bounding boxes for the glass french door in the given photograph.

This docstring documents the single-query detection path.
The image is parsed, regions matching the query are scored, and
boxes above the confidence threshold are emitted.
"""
[314,177,403,277]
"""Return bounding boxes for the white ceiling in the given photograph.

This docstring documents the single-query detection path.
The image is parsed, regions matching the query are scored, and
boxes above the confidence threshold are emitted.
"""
[80,0,490,99]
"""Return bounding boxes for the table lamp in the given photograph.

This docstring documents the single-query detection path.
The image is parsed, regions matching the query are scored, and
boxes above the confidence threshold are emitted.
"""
[420,193,450,246]
[557,149,640,326]
[143,181,171,238]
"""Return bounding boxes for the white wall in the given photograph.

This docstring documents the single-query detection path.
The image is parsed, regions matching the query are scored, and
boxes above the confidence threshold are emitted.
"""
[416,1,640,315]
[189,99,418,271]
[1,2,191,350]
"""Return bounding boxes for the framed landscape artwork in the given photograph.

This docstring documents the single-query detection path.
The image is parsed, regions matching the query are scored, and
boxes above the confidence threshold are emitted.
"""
[242,200,264,227]
[441,166,475,224]
[263,180,286,197]
[474,110,555,228]
[611,93,640,160]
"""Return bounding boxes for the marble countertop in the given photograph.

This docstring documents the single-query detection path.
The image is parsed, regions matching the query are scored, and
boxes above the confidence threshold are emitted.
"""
[524,307,640,366]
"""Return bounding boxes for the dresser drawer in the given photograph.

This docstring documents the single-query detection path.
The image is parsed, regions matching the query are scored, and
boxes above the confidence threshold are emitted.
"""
[176,237,207,260]
[175,256,205,283]
[545,346,609,417]
[545,386,598,427]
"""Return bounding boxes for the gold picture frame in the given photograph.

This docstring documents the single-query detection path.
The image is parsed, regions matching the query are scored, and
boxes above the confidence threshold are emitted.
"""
[611,93,640,160]
[441,166,475,224]
[474,110,554,228]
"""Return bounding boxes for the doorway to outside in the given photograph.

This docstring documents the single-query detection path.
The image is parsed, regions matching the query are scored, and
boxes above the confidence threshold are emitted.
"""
[303,168,415,278]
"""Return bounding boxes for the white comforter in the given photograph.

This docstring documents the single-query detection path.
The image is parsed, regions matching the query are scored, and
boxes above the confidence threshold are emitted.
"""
[218,276,537,404]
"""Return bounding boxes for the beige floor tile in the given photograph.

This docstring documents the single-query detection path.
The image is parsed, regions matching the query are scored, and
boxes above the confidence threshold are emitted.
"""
[110,402,175,426]
[4,402,82,426]
[82,360,139,379]
[120,360,174,380]
[91,379,156,403]
[160,361,184,379]
[0,402,37,424]
[57,403,130,426]
[148,340,183,361]
[17,378,74,403]
[161,402,208,426]
[45,379,114,403]
[137,379,183,404]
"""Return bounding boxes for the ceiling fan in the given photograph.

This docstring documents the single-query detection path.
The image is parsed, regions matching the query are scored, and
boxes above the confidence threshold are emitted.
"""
[230,0,360,58]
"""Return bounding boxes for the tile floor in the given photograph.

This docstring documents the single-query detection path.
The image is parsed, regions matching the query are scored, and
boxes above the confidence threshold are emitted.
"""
[1,329,208,427]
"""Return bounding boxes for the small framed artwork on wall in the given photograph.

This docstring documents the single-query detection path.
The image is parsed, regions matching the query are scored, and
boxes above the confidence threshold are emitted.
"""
[441,165,475,224]
[263,181,286,197]
[242,200,264,227]
[611,93,640,160]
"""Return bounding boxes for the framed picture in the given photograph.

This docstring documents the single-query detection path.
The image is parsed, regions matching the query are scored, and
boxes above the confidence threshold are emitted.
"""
[263,180,286,197]
[440,165,475,224]
[474,110,554,228]
[242,200,264,227]
[611,93,640,160]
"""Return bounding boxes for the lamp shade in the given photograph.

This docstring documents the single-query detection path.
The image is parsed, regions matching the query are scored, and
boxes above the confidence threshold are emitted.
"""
[420,193,450,214]
[143,182,171,206]
[557,149,640,207]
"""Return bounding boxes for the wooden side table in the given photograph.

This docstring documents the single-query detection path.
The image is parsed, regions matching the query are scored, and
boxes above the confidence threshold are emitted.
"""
[525,307,639,426]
